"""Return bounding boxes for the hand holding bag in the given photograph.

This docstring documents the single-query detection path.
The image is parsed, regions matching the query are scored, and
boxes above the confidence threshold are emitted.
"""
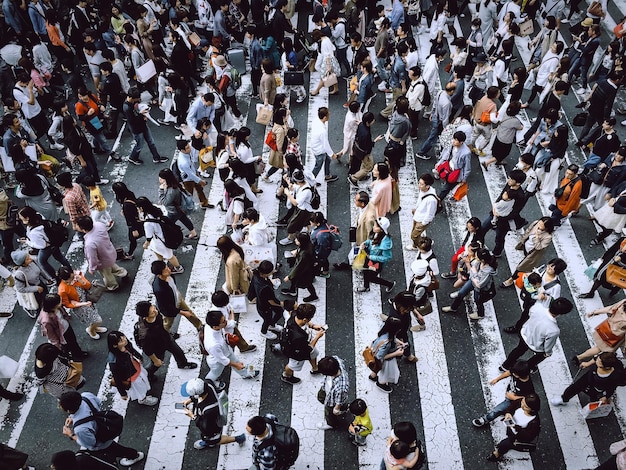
[606,264,626,289]
[85,283,106,303]
[255,104,272,126]
[452,182,468,201]
[64,361,84,388]
[519,17,534,36]
[588,0,604,16]
[352,249,367,270]
[14,272,39,311]
[322,72,338,88]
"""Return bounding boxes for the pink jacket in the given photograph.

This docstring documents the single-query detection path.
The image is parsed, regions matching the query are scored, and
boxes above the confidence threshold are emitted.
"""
[371,177,392,218]
[84,222,117,271]
[39,309,67,349]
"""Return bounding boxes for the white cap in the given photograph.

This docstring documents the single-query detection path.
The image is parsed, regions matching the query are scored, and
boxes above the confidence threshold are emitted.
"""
[377,217,390,233]
[411,259,429,276]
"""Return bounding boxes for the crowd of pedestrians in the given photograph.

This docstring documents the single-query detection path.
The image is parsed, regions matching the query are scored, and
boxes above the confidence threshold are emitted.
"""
[1,0,626,467]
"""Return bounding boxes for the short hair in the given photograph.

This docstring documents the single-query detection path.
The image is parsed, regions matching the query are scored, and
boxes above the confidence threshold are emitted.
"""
[527,272,542,286]
[376,162,390,179]
[283,299,297,311]
[102,48,115,61]
[393,422,418,444]
[318,356,340,376]
[419,173,434,186]
[151,259,167,275]
[2,113,17,128]
[99,61,112,73]
[206,310,224,327]
[310,211,327,225]
[348,101,361,113]
[50,450,77,469]
[509,169,527,185]
[318,107,329,120]
[393,291,416,310]
[243,207,259,222]
[520,152,535,166]
[511,360,530,378]
[395,96,409,114]
[605,117,617,127]
[599,352,620,368]
[390,440,411,459]
[486,86,500,99]
[362,112,375,125]
[203,92,215,103]
[396,42,409,56]
[56,171,73,188]
[246,25,257,36]
[211,290,229,307]
[128,87,141,99]
[81,175,96,187]
[567,164,580,173]
[76,216,94,232]
[247,415,268,435]
[349,398,367,415]
[257,260,274,275]
[357,191,370,205]
[554,80,569,92]
[83,42,96,52]
[409,65,422,77]
[453,131,466,142]
[544,108,559,122]
[549,297,573,316]
[507,100,521,116]
[350,32,362,43]
[59,391,82,413]
[417,236,432,251]
[136,300,152,317]
[295,303,316,320]
[287,128,299,139]
[36,342,61,363]
[57,265,73,281]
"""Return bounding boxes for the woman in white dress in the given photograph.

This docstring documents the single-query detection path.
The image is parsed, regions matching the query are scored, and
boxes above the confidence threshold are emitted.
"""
[368,316,406,393]
[311,29,341,96]
[136,197,184,273]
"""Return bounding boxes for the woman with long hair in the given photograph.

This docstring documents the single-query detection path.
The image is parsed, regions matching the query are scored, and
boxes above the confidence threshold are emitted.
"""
[281,232,319,302]
[370,162,393,218]
[112,182,143,259]
[14,166,57,222]
[39,293,88,360]
[224,179,247,231]
[311,29,340,96]
[136,196,184,273]
[18,206,71,279]
[57,266,106,340]
[107,331,158,405]
[158,168,197,239]
[442,247,497,320]
[62,114,106,185]
[216,235,250,295]
[369,316,406,393]
[501,217,555,287]
[266,107,290,180]
[357,217,395,293]
[234,126,263,199]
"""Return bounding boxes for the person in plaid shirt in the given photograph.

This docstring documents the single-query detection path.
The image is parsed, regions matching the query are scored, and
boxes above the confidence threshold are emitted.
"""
[57,172,89,232]
[318,356,350,430]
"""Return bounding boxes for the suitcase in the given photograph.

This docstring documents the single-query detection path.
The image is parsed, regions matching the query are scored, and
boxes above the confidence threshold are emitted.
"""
[284,71,305,86]
[227,48,246,75]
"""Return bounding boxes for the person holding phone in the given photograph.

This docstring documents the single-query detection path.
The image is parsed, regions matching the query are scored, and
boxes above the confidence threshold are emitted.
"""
[281,303,325,384]
[486,394,541,462]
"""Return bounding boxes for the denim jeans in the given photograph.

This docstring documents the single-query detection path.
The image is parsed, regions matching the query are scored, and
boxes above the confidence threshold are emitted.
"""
[92,131,111,154]
[419,116,441,156]
[376,57,389,82]
[130,127,161,161]
[313,153,331,178]
[38,245,71,279]
[485,398,512,422]
[336,47,350,77]
[450,279,474,310]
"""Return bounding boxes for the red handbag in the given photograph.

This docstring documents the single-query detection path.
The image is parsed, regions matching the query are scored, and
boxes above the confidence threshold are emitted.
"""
[436,161,461,184]
[595,320,623,347]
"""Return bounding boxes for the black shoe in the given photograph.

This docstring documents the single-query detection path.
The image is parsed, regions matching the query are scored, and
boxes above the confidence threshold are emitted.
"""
[153,156,169,163]
[2,391,24,401]
[275,220,288,227]
[486,452,501,462]
[280,289,297,297]
[171,333,181,340]
[440,272,456,279]
[386,280,396,293]
[129,157,143,165]
[578,292,594,299]
[503,326,518,334]
[109,152,121,161]
[179,362,198,370]
[303,295,319,302]
[333,262,350,271]
[498,365,509,373]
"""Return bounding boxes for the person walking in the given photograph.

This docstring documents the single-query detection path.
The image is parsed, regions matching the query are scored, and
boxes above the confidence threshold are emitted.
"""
[123,88,169,166]
[134,301,198,382]
[281,233,319,302]
[368,317,406,393]
[56,172,90,233]
[416,82,455,161]
[203,310,260,389]
[59,390,145,467]
[357,217,396,293]
[34,342,86,399]
[107,331,158,406]
[310,107,338,183]
[12,248,52,318]
[501,297,573,372]
[111,182,143,259]
[158,168,198,239]
[405,174,438,251]
[76,217,128,292]
[280,303,325,384]
[317,356,350,430]
[39,293,88,360]
[151,260,203,332]
[57,267,106,340]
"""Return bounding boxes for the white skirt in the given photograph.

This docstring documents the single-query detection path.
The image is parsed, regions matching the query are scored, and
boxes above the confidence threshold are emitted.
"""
[377,358,400,385]
[595,203,626,233]
[127,366,151,401]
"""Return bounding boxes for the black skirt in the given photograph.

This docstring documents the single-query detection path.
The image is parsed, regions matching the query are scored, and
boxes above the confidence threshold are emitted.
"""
[492,137,513,163]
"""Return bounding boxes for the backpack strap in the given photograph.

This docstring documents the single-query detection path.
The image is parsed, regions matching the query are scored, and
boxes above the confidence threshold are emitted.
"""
[73,396,98,428]
[75,451,118,469]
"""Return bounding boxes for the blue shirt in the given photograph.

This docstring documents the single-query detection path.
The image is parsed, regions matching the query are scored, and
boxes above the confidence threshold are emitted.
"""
[389,55,406,89]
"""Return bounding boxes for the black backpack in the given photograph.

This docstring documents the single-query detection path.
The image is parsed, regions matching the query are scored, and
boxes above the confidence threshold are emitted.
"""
[43,219,69,247]
[306,186,321,210]
[258,416,300,469]
[133,319,148,350]
[420,82,432,107]
[73,397,124,443]
[156,217,184,249]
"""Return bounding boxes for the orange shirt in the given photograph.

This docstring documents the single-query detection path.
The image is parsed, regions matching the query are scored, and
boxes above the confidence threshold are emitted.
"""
[556,177,583,216]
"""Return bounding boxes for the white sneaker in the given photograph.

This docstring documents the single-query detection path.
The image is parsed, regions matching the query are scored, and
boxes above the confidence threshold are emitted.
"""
[262,331,278,340]
[621,119,626,126]
[86,327,100,340]
[550,396,565,406]
[50,142,65,150]
[120,451,144,466]
[576,88,589,95]
[138,395,159,406]
[279,237,294,246]
[449,292,458,299]
[269,324,284,333]
[404,243,418,251]
[317,422,333,430]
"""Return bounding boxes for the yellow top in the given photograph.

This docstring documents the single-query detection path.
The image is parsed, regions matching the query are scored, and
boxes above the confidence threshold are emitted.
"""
[89,186,107,211]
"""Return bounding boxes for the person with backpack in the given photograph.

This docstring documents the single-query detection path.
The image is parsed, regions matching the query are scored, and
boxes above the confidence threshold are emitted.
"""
[158,168,198,240]
[59,390,144,467]
[247,414,300,470]
[310,212,341,278]
[279,169,315,246]
[179,377,246,450]
[213,54,242,118]
[76,216,128,293]
[280,303,325,384]
[39,293,89,360]
[281,232,319,303]
[134,301,198,381]
[17,206,71,279]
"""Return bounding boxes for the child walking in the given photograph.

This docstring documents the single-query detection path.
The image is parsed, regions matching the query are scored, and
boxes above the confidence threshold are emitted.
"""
[348,399,373,446]
[83,176,113,230]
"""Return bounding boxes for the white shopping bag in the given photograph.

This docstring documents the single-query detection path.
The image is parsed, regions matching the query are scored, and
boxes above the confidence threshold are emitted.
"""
[580,401,613,419]
[0,355,18,378]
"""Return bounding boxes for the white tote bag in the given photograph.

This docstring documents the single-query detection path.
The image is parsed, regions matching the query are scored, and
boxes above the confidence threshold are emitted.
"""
[0,355,18,378]
[136,59,157,83]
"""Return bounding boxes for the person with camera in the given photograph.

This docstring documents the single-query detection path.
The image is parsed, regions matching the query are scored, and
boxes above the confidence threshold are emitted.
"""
[281,303,325,385]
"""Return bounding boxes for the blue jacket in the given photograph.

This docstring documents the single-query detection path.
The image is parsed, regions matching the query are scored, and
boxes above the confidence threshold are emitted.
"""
[250,38,263,70]
[28,2,48,36]
[364,235,393,265]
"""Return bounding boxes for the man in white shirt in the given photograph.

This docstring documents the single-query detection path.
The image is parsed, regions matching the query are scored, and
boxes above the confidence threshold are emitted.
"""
[405,174,439,250]
[204,310,260,389]
[279,169,314,245]
[501,297,573,372]
[310,107,338,182]
[102,49,130,93]
[12,71,47,139]
[406,66,426,139]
